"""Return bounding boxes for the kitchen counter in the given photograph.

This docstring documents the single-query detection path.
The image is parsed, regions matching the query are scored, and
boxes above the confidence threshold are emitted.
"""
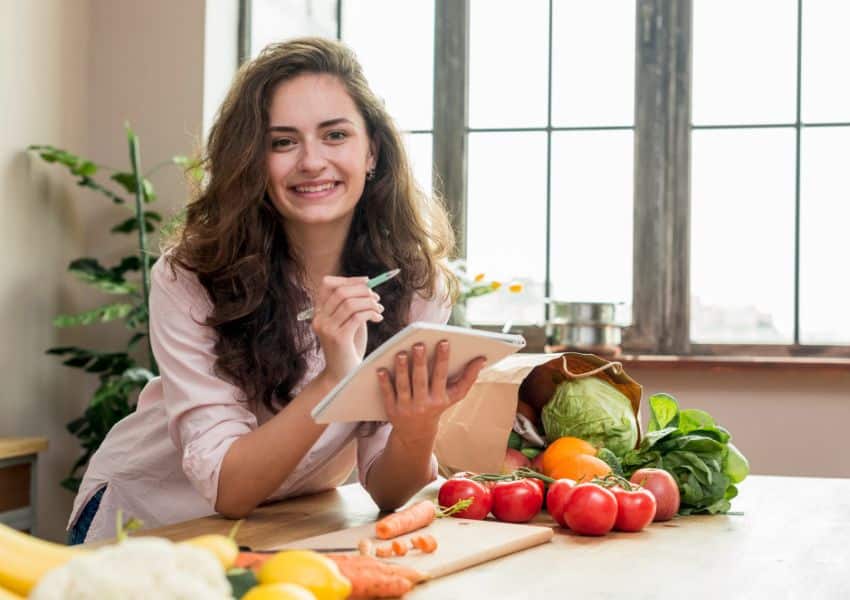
[133,475,849,599]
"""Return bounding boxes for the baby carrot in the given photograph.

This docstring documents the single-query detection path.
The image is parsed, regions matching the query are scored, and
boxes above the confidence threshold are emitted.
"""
[391,539,409,556]
[374,544,394,558]
[413,534,438,554]
[375,500,436,539]
[357,538,373,556]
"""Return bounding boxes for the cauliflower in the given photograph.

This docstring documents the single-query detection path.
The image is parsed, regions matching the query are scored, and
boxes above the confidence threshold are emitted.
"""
[30,537,232,600]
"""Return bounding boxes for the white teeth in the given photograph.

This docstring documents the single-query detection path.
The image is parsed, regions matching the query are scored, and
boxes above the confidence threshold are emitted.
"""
[295,182,335,193]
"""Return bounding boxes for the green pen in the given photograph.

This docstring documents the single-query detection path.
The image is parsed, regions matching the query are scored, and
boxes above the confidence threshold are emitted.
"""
[296,268,401,321]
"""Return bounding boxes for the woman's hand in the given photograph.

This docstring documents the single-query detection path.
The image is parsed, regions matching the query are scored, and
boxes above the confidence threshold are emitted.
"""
[311,275,384,383]
[376,340,486,445]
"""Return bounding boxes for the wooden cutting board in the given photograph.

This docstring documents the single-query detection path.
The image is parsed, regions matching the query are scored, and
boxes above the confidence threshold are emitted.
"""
[277,518,554,579]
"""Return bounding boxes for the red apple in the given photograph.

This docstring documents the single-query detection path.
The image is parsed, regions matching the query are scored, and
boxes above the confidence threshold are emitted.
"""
[629,468,680,521]
[502,448,531,473]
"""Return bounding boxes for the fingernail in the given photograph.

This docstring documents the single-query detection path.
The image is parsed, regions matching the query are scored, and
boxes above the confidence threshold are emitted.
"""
[439,340,449,350]
[397,352,407,363]
[377,303,384,312]
[376,314,384,321]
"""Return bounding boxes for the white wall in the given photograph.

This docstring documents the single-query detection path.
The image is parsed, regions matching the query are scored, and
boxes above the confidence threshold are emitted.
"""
[1,0,94,542]
[1,0,210,542]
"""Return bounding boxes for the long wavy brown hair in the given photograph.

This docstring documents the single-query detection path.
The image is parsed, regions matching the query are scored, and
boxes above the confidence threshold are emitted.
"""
[167,37,457,411]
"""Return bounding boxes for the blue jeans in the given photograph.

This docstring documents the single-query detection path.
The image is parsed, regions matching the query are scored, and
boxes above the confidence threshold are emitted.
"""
[68,486,105,545]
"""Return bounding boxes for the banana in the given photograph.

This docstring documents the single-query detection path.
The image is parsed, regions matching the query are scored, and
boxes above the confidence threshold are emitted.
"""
[0,523,88,595]
[0,585,24,600]
[0,522,239,595]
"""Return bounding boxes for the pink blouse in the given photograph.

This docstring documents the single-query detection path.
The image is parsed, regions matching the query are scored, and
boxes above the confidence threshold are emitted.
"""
[68,258,450,542]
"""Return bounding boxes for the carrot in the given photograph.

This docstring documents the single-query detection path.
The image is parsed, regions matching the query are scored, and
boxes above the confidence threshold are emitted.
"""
[413,534,437,554]
[233,551,273,570]
[327,555,418,599]
[327,554,428,584]
[358,538,373,556]
[347,575,413,599]
[375,500,436,539]
[391,539,409,556]
[374,544,394,558]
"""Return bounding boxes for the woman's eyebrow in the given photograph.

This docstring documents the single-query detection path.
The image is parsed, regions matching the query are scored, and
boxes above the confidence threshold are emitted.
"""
[267,118,354,133]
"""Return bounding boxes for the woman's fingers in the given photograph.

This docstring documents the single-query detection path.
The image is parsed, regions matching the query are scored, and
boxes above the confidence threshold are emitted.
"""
[394,351,412,412]
[315,275,368,306]
[410,344,429,413]
[377,368,397,418]
[322,286,381,324]
[429,340,450,400]
[447,356,487,403]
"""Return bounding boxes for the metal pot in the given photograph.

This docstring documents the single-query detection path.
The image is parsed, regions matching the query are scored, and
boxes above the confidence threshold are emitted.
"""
[544,301,631,356]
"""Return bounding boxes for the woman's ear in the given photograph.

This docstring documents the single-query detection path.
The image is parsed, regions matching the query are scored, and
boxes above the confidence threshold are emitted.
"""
[368,138,380,171]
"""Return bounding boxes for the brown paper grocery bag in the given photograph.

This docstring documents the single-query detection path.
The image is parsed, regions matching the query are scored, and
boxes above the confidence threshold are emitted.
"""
[434,352,642,477]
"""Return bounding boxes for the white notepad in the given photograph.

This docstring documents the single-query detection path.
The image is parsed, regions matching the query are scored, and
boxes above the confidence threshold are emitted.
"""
[311,322,527,423]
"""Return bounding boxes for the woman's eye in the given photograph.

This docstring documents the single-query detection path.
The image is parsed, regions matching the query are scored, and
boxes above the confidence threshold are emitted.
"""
[271,138,295,150]
[326,130,348,142]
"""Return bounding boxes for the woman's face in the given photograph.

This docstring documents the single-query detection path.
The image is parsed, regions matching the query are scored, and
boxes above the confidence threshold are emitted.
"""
[265,73,375,228]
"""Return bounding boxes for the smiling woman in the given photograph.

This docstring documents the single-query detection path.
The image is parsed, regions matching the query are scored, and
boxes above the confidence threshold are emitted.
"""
[66,38,487,543]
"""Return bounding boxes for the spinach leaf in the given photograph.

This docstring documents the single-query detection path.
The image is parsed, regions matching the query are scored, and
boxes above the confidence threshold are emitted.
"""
[620,393,749,516]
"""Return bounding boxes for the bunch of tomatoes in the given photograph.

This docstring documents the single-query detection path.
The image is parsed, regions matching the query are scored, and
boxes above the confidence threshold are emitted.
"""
[437,467,679,537]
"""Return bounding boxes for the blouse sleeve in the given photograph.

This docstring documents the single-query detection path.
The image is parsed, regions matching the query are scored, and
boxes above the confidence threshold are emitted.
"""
[355,272,453,486]
[147,259,257,510]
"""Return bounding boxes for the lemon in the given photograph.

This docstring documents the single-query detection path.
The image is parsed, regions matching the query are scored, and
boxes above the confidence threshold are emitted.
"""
[257,551,351,600]
[242,583,318,600]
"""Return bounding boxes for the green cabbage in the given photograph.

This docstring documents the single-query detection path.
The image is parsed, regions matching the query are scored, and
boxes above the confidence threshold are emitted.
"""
[541,376,638,456]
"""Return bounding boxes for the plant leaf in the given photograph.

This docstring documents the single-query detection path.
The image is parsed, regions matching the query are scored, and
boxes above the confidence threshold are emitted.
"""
[648,393,680,431]
[173,155,205,182]
[68,257,137,295]
[110,172,157,203]
[53,303,134,327]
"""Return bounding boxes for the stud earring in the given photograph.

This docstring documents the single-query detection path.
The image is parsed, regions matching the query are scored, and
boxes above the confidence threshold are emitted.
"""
[366,168,375,181]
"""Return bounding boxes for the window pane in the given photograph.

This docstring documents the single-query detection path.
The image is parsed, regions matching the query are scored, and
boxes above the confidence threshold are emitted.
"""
[800,127,850,344]
[466,132,548,324]
[690,129,796,343]
[802,1,850,123]
[693,0,797,125]
[251,0,337,57]
[549,131,633,304]
[401,132,432,197]
[469,0,549,129]
[551,1,635,127]
[342,0,434,131]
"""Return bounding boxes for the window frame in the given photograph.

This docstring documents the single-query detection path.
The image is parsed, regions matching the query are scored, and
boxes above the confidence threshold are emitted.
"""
[242,0,850,358]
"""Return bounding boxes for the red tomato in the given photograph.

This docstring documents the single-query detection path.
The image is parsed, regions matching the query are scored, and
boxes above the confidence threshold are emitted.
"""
[545,478,576,527]
[629,468,680,521]
[562,483,618,536]
[612,485,657,532]
[525,477,546,497]
[438,478,492,520]
[491,479,543,523]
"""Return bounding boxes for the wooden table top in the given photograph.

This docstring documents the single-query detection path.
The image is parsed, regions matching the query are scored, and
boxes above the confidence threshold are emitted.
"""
[0,437,47,461]
[137,475,850,599]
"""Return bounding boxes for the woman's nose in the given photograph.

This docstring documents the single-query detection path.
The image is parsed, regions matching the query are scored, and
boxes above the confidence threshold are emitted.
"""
[297,139,327,173]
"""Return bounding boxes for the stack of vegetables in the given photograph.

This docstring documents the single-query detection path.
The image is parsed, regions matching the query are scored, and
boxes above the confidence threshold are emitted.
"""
[0,517,427,600]
[503,354,749,518]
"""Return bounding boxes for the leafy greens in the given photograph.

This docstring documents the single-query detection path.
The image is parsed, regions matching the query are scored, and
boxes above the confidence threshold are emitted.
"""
[615,393,749,515]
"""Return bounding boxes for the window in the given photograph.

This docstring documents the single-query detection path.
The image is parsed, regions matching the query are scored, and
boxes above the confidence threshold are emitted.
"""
[244,0,850,357]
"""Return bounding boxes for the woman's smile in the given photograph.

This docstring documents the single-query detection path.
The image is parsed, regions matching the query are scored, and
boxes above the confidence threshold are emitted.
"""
[288,179,343,201]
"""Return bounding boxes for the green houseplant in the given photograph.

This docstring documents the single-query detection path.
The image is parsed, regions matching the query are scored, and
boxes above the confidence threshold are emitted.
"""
[29,125,200,492]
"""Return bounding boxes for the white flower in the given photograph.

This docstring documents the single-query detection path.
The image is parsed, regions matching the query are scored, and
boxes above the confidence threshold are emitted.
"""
[30,537,232,600]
